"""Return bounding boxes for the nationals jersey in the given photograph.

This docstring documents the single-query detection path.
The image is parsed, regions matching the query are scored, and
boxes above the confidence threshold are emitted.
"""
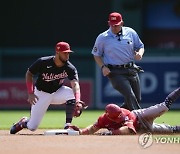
[28,56,79,93]
[94,108,138,131]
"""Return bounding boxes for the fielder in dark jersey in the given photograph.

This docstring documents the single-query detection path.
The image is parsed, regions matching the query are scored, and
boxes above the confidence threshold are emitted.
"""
[10,41,87,134]
[77,87,180,135]
[30,56,78,93]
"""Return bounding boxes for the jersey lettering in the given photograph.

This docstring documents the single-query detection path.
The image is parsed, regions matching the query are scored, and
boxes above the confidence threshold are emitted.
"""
[42,70,68,82]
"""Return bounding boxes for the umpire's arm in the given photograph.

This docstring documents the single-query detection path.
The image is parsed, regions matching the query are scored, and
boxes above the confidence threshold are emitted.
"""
[94,55,110,77]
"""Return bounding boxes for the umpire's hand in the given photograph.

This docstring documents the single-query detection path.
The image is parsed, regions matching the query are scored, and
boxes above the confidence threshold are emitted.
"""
[27,93,39,105]
[102,66,111,77]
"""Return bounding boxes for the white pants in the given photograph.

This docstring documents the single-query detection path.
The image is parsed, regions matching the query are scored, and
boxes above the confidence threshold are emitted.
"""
[27,86,75,131]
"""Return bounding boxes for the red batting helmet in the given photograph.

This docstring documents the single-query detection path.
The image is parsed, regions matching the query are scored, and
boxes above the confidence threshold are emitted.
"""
[105,104,122,119]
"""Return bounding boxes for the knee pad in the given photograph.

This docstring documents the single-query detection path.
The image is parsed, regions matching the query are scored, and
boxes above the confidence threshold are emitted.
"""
[66,99,76,105]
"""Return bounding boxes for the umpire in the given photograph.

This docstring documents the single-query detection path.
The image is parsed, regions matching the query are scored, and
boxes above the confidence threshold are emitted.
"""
[92,12,145,111]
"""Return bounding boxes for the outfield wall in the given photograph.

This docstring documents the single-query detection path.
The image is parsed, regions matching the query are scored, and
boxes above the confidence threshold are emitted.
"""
[0,79,93,109]
[95,57,180,109]
[0,57,180,110]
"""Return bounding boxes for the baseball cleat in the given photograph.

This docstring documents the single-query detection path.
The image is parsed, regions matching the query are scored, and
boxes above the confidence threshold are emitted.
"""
[165,87,180,109]
[164,98,173,109]
[172,126,180,133]
[10,117,28,134]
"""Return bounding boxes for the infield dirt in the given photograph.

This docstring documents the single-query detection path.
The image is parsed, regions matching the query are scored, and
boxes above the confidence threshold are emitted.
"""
[0,130,179,154]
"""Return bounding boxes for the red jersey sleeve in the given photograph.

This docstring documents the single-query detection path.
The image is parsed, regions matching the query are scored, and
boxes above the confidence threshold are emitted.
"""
[121,108,138,134]
[93,114,106,128]
[121,108,136,121]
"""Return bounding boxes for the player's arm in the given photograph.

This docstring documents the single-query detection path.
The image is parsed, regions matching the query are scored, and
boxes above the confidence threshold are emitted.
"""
[119,109,137,134]
[111,126,135,135]
[124,120,136,132]
[26,70,39,105]
[70,79,81,102]
[80,115,105,135]
[79,124,100,135]
[65,124,100,135]
[70,79,88,118]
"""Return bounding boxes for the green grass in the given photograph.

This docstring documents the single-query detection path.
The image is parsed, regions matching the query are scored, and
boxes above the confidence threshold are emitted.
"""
[0,110,104,130]
[0,110,179,130]
[154,110,180,125]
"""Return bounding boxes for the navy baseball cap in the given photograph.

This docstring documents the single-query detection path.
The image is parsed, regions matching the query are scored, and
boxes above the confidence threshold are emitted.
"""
[108,12,123,26]
[55,42,73,53]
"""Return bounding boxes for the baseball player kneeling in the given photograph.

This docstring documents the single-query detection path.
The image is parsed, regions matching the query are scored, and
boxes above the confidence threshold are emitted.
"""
[10,41,87,134]
[71,87,180,135]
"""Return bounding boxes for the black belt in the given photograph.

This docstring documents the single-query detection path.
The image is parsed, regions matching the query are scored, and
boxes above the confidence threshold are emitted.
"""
[107,62,134,69]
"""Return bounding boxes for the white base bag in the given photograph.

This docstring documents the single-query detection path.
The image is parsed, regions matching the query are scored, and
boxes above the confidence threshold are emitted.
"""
[44,129,80,136]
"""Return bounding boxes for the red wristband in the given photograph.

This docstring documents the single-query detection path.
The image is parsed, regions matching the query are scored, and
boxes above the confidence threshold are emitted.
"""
[75,91,81,102]
[26,81,34,94]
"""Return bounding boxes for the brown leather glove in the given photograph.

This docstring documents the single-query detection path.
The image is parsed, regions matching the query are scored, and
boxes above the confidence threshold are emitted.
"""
[73,101,88,117]
[64,123,80,131]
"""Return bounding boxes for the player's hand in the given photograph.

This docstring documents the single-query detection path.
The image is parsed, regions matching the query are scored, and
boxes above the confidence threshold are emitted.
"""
[102,66,111,76]
[100,131,112,135]
[27,93,39,105]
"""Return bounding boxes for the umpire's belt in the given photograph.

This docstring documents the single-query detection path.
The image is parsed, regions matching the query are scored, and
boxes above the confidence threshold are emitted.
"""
[107,62,134,69]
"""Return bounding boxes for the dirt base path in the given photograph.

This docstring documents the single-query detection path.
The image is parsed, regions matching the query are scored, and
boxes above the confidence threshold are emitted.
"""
[0,130,179,154]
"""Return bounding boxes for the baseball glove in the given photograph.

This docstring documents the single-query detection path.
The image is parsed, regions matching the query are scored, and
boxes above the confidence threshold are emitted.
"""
[73,101,88,117]
[64,123,80,131]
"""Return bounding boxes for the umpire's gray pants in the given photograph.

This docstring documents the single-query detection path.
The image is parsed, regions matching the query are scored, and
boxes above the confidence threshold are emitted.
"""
[108,67,141,111]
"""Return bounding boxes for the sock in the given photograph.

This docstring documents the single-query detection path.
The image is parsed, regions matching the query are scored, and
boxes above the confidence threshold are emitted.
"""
[65,99,76,123]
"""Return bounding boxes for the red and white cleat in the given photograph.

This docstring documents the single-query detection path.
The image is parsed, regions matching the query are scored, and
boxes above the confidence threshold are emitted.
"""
[10,117,28,134]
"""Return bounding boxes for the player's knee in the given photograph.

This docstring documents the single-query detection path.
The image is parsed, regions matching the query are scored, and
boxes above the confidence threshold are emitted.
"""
[28,126,38,131]
[64,86,74,95]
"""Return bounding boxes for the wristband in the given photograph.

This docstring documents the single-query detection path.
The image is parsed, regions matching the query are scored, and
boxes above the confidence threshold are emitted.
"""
[26,81,34,94]
[101,65,105,71]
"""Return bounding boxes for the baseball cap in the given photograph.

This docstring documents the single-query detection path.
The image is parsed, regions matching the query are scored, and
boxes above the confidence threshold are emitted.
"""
[108,12,122,26]
[55,42,73,53]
